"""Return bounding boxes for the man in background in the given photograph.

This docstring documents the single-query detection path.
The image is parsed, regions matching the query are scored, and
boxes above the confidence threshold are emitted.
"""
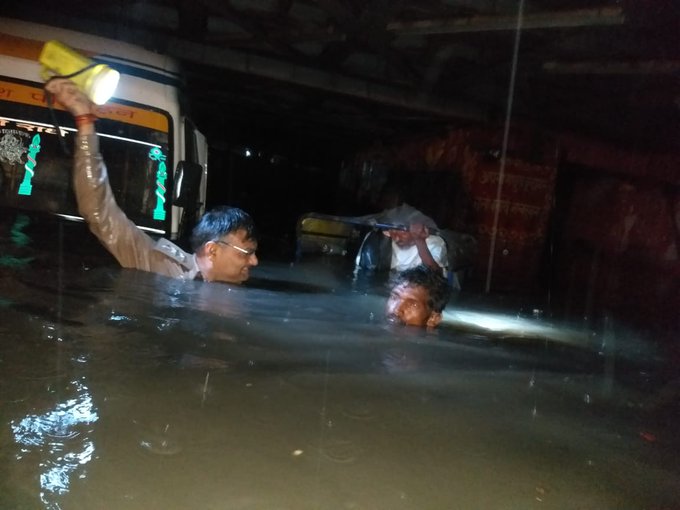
[385,221,447,275]
[356,203,448,277]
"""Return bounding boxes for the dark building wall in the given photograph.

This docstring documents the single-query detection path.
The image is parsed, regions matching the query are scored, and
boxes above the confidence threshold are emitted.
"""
[553,164,679,343]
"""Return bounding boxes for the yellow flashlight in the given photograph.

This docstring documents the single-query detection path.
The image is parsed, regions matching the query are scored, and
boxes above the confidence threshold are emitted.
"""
[39,40,120,105]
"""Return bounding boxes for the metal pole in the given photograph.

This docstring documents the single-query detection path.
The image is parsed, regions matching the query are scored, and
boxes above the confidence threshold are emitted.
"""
[485,0,525,293]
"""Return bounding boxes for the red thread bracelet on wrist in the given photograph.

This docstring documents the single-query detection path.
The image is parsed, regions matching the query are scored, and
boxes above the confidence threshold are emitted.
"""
[74,113,98,128]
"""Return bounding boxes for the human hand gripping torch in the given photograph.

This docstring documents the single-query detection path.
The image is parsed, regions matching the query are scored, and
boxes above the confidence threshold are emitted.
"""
[21,40,121,192]
[39,40,119,105]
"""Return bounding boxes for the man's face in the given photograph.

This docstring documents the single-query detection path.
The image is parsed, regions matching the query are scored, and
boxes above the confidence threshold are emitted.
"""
[386,229,414,248]
[386,283,442,328]
[211,228,258,283]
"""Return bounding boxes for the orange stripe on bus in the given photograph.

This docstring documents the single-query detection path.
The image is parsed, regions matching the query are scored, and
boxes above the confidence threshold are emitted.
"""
[0,79,168,132]
[0,33,96,60]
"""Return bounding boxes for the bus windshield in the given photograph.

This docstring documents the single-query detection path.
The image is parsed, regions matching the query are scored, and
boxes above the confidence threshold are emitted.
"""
[0,79,173,234]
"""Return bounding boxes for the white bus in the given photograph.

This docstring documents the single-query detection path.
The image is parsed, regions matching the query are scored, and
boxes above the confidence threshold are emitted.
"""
[0,18,208,239]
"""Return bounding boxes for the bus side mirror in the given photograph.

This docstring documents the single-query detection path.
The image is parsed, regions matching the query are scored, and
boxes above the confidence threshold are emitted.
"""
[173,161,203,209]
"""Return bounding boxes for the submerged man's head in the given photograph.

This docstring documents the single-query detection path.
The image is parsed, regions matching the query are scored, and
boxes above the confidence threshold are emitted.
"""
[191,206,259,284]
[386,265,451,328]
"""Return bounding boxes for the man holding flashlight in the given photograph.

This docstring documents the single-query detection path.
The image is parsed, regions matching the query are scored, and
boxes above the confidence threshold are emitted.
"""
[44,78,259,284]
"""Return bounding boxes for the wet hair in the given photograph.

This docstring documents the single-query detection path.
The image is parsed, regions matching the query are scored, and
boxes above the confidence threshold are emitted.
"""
[190,206,257,251]
[393,265,451,313]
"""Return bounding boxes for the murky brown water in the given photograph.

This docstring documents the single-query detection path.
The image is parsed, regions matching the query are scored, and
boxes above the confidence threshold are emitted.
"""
[1,213,679,509]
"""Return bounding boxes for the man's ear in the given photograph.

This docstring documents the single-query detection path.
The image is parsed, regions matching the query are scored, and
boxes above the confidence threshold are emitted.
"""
[203,241,217,259]
[426,311,442,329]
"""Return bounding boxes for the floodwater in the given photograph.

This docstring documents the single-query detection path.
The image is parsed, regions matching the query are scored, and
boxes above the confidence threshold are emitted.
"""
[1,213,679,510]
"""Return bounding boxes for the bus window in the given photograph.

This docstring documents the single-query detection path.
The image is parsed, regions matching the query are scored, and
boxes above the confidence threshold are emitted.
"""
[0,80,173,234]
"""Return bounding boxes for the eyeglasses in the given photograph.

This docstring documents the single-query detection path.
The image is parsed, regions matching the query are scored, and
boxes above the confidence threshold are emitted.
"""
[213,240,257,256]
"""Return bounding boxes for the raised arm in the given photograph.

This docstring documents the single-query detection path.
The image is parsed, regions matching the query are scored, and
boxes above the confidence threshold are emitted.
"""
[44,78,161,272]
[409,223,445,273]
